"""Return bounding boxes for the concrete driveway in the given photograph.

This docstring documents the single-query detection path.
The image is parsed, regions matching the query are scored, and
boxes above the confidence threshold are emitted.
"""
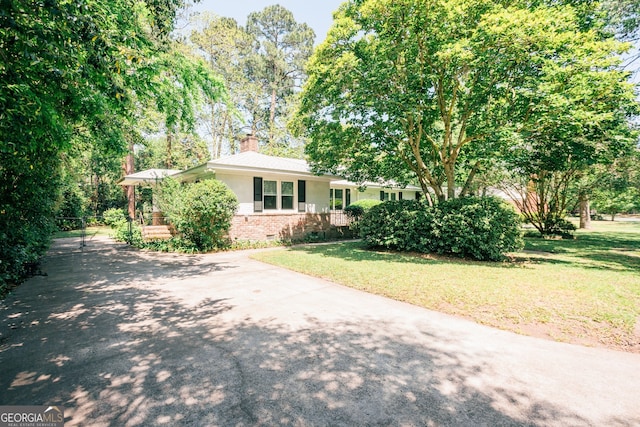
[1,236,639,426]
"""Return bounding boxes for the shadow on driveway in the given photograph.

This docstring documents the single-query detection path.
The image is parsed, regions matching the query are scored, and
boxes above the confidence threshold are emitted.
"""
[1,237,638,426]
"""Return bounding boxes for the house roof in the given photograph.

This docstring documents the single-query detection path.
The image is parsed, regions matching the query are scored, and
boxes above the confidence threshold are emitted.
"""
[177,151,339,181]
[119,153,422,189]
[331,180,421,191]
[210,151,309,173]
[117,169,181,186]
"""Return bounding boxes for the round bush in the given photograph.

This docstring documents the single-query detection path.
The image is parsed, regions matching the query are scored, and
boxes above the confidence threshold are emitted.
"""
[344,199,383,230]
[160,179,238,251]
[360,200,426,251]
[103,208,127,227]
[359,196,523,261]
[432,197,524,261]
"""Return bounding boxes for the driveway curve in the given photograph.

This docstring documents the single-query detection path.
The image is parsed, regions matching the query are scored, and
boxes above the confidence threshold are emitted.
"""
[1,236,639,426]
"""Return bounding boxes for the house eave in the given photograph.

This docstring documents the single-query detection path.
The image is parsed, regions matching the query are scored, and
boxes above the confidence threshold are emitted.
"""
[204,162,340,182]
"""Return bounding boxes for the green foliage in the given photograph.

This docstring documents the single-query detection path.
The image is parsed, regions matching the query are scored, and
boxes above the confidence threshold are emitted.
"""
[343,199,383,230]
[246,5,315,149]
[136,133,210,171]
[343,204,364,220]
[542,218,577,239]
[345,199,382,216]
[0,0,221,291]
[1,152,61,294]
[360,200,428,252]
[158,179,238,251]
[114,221,143,247]
[431,197,525,260]
[190,6,313,156]
[55,178,88,231]
[360,197,523,261]
[296,0,636,202]
[105,208,142,246]
[103,208,127,227]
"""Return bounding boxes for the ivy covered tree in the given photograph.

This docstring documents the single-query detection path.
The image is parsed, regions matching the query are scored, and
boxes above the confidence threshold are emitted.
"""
[0,0,222,291]
[295,0,637,206]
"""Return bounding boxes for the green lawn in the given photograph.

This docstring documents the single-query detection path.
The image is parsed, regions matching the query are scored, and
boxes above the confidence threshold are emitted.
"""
[252,221,640,352]
[53,225,112,239]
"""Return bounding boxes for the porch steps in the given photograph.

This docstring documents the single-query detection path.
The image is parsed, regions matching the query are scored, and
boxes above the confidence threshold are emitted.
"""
[142,225,173,241]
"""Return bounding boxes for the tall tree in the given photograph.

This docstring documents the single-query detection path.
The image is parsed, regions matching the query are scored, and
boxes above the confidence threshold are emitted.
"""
[190,13,257,157]
[246,5,315,151]
[295,0,636,205]
[498,29,637,235]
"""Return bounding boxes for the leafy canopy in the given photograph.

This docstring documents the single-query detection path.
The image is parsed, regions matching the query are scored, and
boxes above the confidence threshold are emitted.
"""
[295,0,635,203]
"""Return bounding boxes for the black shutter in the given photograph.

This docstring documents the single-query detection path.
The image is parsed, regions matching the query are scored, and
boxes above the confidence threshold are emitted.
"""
[298,180,306,212]
[399,192,403,200]
[380,191,385,201]
[345,189,351,207]
[254,177,263,212]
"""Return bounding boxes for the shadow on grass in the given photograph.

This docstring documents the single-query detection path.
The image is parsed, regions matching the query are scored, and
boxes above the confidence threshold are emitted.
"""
[289,241,563,270]
[2,241,635,426]
[523,229,640,272]
[283,224,640,273]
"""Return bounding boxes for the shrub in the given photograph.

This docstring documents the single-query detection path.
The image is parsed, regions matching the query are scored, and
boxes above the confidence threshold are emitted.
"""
[159,178,238,252]
[114,221,144,247]
[343,204,365,220]
[344,199,382,230]
[359,196,523,261]
[431,197,524,261]
[103,208,127,227]
[55,181,88,231]
[360,200,426,251]
[543,218,576,239]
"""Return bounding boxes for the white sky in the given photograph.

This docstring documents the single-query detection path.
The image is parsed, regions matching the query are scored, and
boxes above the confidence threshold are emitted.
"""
[183,0,345,44]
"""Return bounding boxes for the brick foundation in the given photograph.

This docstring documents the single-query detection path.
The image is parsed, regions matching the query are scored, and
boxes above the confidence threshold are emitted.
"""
[229,213,331,241]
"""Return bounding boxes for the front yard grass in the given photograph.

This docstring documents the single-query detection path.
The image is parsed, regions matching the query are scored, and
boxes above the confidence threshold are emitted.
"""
[252,220,640,352]
[53,225,112,239]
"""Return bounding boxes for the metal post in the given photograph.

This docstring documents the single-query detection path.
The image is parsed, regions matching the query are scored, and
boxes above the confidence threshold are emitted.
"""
[80,216,86,250]
[127,216,133,245]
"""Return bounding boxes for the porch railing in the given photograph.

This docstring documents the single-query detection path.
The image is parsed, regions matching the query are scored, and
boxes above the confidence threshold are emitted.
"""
[330,210,352,227]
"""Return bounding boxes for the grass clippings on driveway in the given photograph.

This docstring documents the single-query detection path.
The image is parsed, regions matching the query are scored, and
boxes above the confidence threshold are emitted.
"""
[252,221,640,353]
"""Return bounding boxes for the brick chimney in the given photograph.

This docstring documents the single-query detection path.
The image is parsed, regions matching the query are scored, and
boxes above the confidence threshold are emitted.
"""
[240,134,259,153]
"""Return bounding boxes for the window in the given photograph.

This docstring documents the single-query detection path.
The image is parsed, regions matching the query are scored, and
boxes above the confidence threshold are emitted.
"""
[264,180,277,210]
[391,193,396,201]
[399,192,403,200]
[330,189,343,209]
[380,191,389,201]
[298,180,306,212]
[281,181,294,210]
[253,177,263,212]
[345,189,351,207]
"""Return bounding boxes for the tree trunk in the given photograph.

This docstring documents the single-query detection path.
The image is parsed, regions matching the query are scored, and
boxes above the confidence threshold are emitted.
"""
[269,87,277,146]
[123,143,135,220]
[445,165,455,200]
[166,132,173,168]
[579,192,591,229]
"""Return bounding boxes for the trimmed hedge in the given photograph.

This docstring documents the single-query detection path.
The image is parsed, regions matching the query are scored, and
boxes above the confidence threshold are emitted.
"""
[343,199,383,230]
[360,197,523,261]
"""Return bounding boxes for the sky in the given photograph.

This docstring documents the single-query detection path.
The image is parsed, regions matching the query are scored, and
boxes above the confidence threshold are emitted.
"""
[185,0,345,44]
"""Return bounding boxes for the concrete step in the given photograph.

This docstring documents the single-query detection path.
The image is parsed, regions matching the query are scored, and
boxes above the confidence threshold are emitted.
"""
[142,225,173,241]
